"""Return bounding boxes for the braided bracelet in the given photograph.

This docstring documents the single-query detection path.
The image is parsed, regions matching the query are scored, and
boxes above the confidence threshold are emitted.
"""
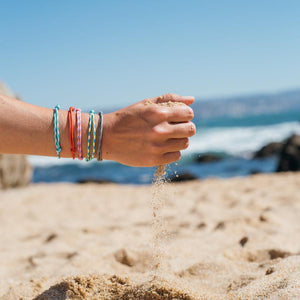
[97,111,103,161]
[68,106,75,159]
[76,108,83,160]
[86,110,96,161]
[53,105,61,158]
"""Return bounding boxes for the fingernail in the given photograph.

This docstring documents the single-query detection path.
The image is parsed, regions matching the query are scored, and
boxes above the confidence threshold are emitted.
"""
[182,96,194,100]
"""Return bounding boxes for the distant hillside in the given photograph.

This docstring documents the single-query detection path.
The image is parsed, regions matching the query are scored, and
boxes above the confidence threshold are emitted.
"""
[192,88,300,119]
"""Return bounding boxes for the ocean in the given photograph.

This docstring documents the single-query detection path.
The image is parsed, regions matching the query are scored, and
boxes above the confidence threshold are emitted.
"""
[30,92,300,185]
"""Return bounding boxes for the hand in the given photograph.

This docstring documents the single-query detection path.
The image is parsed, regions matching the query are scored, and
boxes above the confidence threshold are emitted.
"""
[101,93,196,167]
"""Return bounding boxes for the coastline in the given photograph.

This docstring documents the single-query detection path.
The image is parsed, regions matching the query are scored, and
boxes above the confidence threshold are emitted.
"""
[0,172,300,299]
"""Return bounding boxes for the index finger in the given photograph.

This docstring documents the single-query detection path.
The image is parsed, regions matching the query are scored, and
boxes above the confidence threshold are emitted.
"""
[167,105,194,123]
[155,93,195,106]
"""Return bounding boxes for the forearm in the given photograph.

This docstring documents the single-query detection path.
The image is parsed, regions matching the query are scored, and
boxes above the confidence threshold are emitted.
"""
[0,92,196,167]
[0,94,100,159]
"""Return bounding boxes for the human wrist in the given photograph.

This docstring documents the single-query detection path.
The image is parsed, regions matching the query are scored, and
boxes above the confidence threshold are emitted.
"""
[100,112,115,161]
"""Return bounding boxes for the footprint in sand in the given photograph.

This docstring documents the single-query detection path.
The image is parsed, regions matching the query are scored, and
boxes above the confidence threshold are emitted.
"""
[113,248,152,272]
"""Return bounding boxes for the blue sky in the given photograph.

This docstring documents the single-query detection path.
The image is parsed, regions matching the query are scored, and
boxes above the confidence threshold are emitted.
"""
[0,0,299,110]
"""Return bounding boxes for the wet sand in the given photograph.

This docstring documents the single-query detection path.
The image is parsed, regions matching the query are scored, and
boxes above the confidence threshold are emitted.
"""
[0,172,300,299]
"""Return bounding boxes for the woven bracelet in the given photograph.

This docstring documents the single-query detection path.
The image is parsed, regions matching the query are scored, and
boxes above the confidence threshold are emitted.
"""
[68,106,75,159]
[97,111,103,161]
[76,108,83,160]
[53,105,61,158]
[86,110,96,161]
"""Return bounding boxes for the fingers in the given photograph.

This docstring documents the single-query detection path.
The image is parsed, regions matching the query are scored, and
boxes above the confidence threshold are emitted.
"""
[157,138,189,153]
[167,105,194,122]
[160,151,181,165]
[154,93,195,106]
[167,121,196,138]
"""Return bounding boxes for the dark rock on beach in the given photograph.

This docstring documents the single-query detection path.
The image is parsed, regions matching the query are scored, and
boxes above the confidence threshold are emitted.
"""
[249,169,261,175]
[0,82,32,189]
[168,172,198,182]
[77,178,114,184]
[277,134,300,172]
[194,153,224,163]
[253,142,284,159]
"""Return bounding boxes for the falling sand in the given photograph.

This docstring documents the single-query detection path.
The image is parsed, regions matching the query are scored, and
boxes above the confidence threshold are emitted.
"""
[151,165,168,273]
[148,100,185,274]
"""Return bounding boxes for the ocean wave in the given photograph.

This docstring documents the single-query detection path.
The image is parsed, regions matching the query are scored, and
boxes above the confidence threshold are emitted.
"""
[187,121,300,157]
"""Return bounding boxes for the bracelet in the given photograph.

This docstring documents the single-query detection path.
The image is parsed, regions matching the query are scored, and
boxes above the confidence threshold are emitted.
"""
[68,107,75,159]
[53,105,61,158]
[76,108,83,160]
[86,110,96,161]
[97,111,103,161]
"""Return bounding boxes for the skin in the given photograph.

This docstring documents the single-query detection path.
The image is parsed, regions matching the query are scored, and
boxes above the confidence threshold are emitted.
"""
[0,93,196,167]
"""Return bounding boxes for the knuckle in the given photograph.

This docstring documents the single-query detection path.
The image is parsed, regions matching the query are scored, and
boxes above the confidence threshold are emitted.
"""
[156,108,168,119]
[152,125,167,137]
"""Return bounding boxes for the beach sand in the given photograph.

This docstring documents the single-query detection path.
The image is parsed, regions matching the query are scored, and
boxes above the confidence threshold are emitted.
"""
[0,172,299,299]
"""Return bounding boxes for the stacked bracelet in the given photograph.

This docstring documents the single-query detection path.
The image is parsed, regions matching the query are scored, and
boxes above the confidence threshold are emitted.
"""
[53,105,62,158]
[53,106,103,162]
[76,108,83,160]
[97,111,103,161]
[86,110,96,161]
[68,106,76,159]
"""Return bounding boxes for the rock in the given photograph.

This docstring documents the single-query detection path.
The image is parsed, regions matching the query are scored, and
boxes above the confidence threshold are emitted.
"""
[276,134,300,172]
[77,178,113,184]
[249,169,261,175]
[0,155,32,189]
[168,172,198,182]
[239,236,249,247]
[194,153,224,163]
[0,82,32,189]
[253,142,284,158]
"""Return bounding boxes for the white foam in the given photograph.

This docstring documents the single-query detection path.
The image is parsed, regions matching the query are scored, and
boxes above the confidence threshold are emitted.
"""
[187,121,300,157]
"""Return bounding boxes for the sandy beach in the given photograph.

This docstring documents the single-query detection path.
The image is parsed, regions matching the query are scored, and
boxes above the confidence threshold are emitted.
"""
[0,172,299,299]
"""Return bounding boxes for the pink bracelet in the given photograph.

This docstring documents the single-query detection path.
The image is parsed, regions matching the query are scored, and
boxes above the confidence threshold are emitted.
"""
[76,108,83,160]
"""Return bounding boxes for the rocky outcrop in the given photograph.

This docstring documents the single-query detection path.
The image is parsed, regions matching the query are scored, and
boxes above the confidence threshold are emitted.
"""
[0,82,32,189]
[253,142,284,159]
[276,135,300,172]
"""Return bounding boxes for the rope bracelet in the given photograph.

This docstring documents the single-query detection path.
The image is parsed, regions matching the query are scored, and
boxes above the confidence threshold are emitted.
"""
[53,105,62,158]
[97,111,103,161]
[68,107,76,159]
[76,108,83,160]
[53,106,103,162]
[86,110,96,162]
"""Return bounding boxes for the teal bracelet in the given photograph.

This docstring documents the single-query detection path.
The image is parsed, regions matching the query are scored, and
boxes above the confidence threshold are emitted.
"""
[86,110,96,161]
[53,105,61,158]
